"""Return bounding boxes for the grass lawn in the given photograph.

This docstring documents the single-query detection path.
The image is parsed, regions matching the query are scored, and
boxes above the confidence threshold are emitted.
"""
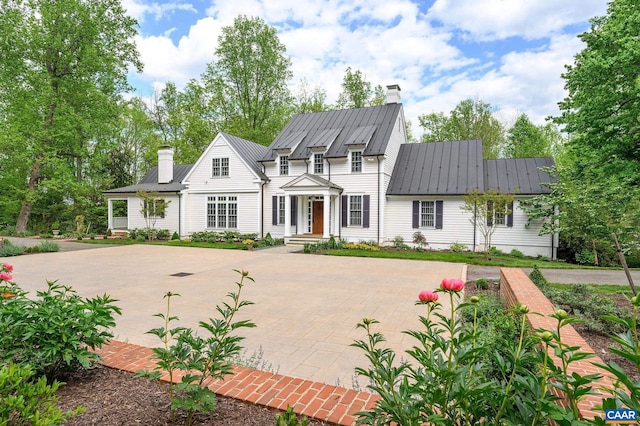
[549,282,635,295]
[78,239,246,250]
[324,249,604,269]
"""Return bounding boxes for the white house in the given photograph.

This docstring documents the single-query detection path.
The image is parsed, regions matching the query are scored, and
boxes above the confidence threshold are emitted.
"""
[104,85,557,258]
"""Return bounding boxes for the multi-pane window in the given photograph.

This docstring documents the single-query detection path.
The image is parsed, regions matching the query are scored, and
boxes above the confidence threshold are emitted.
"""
[349,195,362,226]
[314,153,324,174]
[420,201,435,227]
[212,158,229,177]
[143,199,166,218]
[494,208,506,226]
[488,201,508,226]
[278,196,285,224]
[280,155,289,175]
[351,151,362,173]
[207,196,237,229]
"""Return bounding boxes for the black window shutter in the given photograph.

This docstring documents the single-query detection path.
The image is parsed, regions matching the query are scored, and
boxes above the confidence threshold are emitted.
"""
[412,200,419,229]
[341,195,348,227]
[291,196,297,226]
[363,195,370,228]
[435,200,443,229]
[486,201,494,226]
[272,196,278,225]
[507,201,514,227]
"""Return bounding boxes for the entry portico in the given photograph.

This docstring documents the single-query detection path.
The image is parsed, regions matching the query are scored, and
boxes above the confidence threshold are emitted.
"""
[281,174,342,239]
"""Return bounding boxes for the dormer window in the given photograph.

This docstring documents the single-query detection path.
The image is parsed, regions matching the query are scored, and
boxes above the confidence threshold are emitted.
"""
[351,151,362,173]
[314,153,324,174]
[280,155,289,176]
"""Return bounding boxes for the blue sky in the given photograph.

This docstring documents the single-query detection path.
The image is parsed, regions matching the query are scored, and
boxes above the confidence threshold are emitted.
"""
[123,0,609,134]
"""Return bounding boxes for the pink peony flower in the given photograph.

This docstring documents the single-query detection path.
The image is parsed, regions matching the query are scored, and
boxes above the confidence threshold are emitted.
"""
[418,290,438,303]
[0,271,12,282]
[440,278,465,292]
[2,263,13,272]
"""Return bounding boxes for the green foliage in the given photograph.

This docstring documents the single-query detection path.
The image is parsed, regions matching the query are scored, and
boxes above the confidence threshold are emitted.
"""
[37,240,60,253]
[528,265,549,289]
[135,234,146,242]
[201,15,292,145]
[575,249,595,265]
[392,235,408,249]
[156,229,170,240]
[489,246,504,256]
[0,265,121,380]
[334,67,385,109]
[0,240,26,256]
[475,278,489,290]
[137,269,256,425]
[275,406,309,426]
[510,248,525,258]
[504,113,554,158]
[419,98,505,159]
[0,363,84,425]
[449,241,468,253]
[292,79,329,114]
[412,231,428,248]
[171,231,179,240]
[461,189,515,258]
[137,190,170,240]
[352,290,596,425]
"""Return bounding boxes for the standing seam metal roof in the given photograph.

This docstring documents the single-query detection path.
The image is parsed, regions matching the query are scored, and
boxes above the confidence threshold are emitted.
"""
[260,103,402,162]
[387,140,555,196]
[104,164,193,194]
[219,132,269,181]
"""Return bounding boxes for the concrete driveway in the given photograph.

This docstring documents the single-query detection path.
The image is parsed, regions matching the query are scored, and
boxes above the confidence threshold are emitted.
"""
[2,245,464,387]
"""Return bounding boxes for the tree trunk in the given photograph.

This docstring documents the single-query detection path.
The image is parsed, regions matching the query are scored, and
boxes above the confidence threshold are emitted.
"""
[16,156,43,232]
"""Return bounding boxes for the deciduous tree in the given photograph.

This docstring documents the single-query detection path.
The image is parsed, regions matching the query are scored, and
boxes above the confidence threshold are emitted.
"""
[461,189,515,258]
[504,113,552,158]
[335,67,385,109]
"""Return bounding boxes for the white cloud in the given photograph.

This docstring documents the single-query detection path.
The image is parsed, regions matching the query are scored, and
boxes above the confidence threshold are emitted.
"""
[122,0,197,23]
[427,0,607,41]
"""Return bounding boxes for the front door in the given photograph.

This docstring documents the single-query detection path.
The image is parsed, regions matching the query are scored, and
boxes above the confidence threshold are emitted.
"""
[312,201,323,235]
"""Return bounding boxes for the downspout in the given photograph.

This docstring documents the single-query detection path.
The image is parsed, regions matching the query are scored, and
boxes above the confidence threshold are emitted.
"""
[377,156,381,244]
[176,191,182,238]
[473,200,477,252]
[261,164,267,239]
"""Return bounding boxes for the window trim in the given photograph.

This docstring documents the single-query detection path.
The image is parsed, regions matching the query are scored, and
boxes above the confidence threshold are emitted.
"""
[412,200,443,229]
[313,153,324,174]
[349,195,363,226]
[420,200,435,228]
[212,157,229,177]
[279,155,289,176]
[206,195,238,229]
[143,199,166,219]
[351,151,362,173]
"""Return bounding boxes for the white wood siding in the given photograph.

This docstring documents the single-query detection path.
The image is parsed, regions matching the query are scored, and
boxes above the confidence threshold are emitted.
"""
[127,194,180,233]
[384,196,553,257]
[383,112,406,176]
[184,192,261,235]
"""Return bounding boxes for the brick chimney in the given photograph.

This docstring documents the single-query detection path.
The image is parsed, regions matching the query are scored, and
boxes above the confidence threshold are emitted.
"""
[158,146,174,183]
[385,84,401,104]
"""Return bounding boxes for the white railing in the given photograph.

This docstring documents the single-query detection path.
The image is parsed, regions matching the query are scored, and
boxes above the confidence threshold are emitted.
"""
[113,217,128,229]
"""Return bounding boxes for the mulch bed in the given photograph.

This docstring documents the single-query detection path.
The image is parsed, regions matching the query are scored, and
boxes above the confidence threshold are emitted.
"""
[55,365,334,426]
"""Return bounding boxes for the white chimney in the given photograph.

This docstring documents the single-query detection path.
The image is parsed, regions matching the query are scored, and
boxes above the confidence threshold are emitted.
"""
[158,146,174,184]
[386,84,401,104]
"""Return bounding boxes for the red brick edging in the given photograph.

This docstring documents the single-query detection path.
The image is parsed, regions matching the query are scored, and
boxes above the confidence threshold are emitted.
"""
[500,268,616,419]
[94,340,379,425]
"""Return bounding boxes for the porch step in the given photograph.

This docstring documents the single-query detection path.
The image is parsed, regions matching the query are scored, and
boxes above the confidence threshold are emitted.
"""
[285,235,325,246]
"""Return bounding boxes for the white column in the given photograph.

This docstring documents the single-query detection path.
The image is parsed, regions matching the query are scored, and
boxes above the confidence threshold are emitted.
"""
[179,192,186,238]
[284,195,292,237]
[323,194,330,238]
[107,199,113,230]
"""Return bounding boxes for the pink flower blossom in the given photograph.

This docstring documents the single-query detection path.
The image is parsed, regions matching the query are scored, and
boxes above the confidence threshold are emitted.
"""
[0,271,12,282]
[418,290,438,303]
[440,278,465,292]
[2,263,13,272]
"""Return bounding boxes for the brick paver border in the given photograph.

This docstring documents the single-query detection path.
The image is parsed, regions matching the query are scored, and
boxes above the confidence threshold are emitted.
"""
[94,340,379,425]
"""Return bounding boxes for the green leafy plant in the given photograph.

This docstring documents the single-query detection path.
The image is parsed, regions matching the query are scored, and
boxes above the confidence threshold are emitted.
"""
[449,241,467,253]
[412,231,428,249]
[528,265,549,289]
[37,240,60,252]
[510,248,525,258]
[0,263,121,380]
[275,406,309,426]
[171,231,179,240]
[474,278,489,290]
[489,246,504,256]
[352,278,598,425]
[0,239,26,256]
[138,269,256,425]
[0,363,84,425]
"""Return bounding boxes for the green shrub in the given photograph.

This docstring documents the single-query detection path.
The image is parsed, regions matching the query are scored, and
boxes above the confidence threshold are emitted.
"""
[475,278,489,290]
[489,246,504,256]
[449,241,467,253]
[37,241,60,253]
[0,265,121,380]
[136,234,146,242]
[275,406,308,426]
[128,228,138,239]
[327,235,340,249]
[171,231,179,240]
[0,240,26,256]
[575,249,595,265]
[156,229,170,240]
[105,228,112,237]
[0,363,84,425]
[392,235,408,249]
[528,265,548,289]
[510,248,524,258]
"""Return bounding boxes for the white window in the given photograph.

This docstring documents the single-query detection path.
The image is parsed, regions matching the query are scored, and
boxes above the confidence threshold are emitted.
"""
[278,196,285,224]
[212,158,229,177]
[314,153,324,174]
[351,151,362,173]
[421,201,435,227]
[488,201,508,226]
[207,196,237,229]
[349,195,362,226]
[280,155,289,175]
[143,199,166,218]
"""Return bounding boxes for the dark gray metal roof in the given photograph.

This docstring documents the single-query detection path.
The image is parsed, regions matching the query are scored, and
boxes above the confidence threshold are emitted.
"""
[387,140,484,195]
[484,157,555,194]
[220,132,269,181]
[387,140,555,196]
[260,103,402,162]
[104,164,193,194]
